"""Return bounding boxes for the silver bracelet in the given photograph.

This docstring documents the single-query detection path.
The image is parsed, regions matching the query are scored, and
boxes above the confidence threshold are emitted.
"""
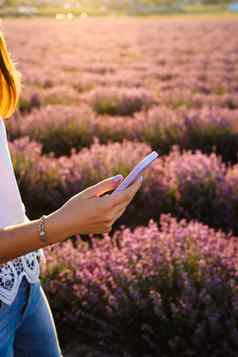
[39,215,48,244]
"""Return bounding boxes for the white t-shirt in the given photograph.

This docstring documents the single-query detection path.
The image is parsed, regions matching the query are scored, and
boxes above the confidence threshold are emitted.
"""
[0,117,44,306]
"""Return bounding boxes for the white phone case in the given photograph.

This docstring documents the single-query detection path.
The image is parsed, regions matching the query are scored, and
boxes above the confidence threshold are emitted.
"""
[111,151,159,195]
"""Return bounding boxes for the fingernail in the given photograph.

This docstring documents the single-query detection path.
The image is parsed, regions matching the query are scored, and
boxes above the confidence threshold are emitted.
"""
[139,175,143,182]
[112,174,123,181]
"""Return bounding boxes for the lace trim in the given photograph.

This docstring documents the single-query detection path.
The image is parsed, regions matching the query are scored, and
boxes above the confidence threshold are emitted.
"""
[0,250,42,305]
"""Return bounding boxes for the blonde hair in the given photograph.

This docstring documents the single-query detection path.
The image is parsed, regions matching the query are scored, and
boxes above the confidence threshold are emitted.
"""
[0,31,22,119]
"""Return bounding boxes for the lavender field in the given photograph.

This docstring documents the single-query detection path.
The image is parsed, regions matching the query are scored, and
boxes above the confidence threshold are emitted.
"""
[3,16,238,356]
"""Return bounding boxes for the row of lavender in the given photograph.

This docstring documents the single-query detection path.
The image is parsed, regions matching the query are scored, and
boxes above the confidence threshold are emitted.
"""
[8,19,237,106]
[5,19,238,165]
[7,104,238,163]
[10,137,238,235]
[41,214,238,356]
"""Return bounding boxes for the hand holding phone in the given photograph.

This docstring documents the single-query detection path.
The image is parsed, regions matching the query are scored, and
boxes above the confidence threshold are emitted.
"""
[111,151,159,196]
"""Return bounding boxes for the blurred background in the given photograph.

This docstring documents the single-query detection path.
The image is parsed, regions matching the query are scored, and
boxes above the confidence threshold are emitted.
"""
[0,0,238,16]
[1,2,238,357]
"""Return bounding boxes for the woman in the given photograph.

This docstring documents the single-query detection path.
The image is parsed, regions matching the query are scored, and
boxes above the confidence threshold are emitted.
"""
[0,30,143,356]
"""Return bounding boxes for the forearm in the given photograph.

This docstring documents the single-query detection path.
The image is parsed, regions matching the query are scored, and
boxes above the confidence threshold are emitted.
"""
[0,207,69,265]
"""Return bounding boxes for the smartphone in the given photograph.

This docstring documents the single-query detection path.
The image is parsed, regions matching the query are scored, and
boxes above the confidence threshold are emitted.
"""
[111,150,159,195]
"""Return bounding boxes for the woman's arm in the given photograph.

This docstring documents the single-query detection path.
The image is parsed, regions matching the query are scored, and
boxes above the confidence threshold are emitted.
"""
[0,207,68,265]
[0,175,142,265]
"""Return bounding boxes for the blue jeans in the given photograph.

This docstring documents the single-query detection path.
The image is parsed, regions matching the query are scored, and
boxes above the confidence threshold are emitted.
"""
[0,276,63,356]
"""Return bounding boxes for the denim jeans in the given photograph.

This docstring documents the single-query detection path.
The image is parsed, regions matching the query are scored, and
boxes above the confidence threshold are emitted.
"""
[0,275,63,356]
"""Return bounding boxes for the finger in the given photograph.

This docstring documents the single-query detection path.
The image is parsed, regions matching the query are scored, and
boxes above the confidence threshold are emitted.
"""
[110,176,143,207]
[112,206,127,224]
[111,200,128,218]
[86,175,124,198]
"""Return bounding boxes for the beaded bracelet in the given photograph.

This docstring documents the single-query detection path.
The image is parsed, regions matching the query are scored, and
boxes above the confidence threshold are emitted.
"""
[39,215,48,244]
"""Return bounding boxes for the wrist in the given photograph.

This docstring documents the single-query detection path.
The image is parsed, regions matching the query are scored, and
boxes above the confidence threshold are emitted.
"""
[43,207,72,244]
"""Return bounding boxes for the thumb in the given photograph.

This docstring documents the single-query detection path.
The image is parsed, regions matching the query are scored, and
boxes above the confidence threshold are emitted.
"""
[85,174,124,198]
